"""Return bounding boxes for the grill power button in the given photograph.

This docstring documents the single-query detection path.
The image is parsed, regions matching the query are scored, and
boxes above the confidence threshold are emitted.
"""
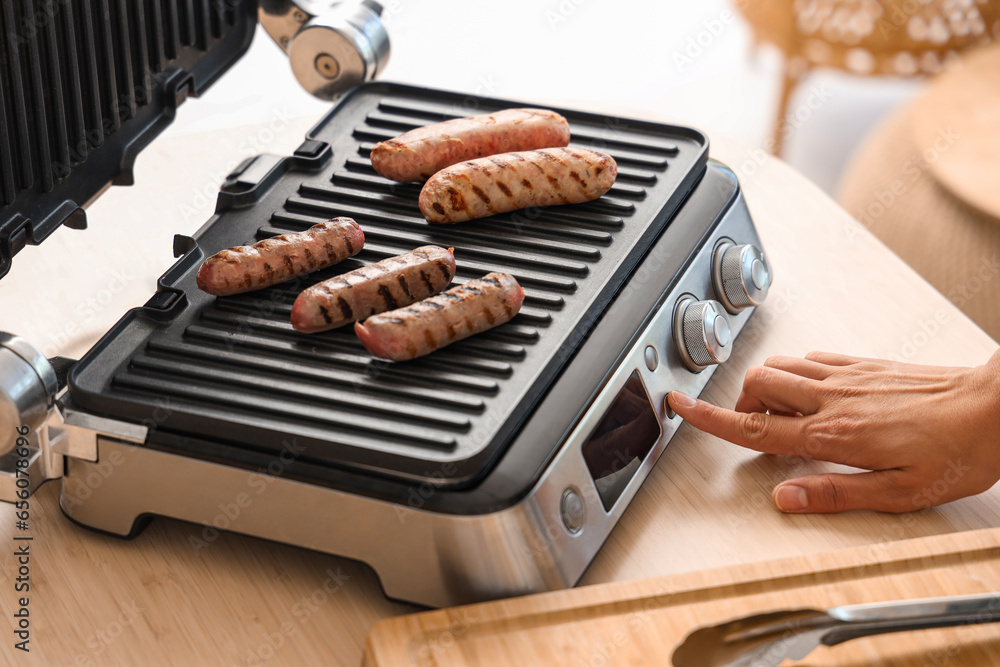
[560,488,586,535]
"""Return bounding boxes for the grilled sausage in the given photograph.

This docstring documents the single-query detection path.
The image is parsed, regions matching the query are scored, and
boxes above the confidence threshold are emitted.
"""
[418,147,617,224]
[370,109,571,182]
[291,246,456,333]
[196,217,364,296]
[354,273,524,361]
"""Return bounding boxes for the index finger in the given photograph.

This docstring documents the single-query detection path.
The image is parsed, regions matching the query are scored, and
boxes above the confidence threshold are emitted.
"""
[668,391,807,456]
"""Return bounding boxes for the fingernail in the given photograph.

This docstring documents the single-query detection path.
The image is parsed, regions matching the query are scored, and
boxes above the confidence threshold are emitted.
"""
[774,484,809,512]
[670,391,696,408]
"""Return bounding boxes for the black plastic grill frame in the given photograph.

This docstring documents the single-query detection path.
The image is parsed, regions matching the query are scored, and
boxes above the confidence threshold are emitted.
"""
[0,0,257,279]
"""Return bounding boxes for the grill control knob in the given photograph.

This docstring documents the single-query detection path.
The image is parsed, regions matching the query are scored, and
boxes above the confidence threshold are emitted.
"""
[712,242,772,313]
[673,298,733,372]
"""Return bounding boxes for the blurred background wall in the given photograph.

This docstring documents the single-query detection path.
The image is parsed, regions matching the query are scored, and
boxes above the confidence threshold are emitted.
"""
[170,0,997,196]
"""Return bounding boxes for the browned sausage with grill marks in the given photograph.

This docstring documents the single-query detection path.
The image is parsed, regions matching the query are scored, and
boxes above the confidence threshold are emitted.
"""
[291,246,456,333]
[370,109,571,182]
[196,218,365,296]
[354,273,524,361]
[418,147,617,224]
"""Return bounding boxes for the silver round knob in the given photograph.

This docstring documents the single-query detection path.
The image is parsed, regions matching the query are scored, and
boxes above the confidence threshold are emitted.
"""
[0,334,57,455]
[712,242,772,313]
[287,1,390,100]
[673,298,733,372]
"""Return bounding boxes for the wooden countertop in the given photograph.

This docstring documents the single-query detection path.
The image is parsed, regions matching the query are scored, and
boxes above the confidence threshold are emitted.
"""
[1,110,997,666]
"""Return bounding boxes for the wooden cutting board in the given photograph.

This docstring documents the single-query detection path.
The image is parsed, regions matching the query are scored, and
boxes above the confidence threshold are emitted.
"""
[364,527,1000,666]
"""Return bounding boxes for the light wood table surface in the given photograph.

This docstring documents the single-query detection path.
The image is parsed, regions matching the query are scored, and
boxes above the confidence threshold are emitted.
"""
[1,105,998,667]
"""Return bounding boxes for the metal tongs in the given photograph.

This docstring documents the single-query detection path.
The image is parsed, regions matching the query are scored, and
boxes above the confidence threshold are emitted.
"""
[672,593,1000,667]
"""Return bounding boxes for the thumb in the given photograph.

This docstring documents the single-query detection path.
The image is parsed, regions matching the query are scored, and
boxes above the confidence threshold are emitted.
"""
[772,471,912,514]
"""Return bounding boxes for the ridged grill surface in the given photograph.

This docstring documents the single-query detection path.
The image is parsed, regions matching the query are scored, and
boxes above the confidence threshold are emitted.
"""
[70,84,709,486]
[0,0,246,277]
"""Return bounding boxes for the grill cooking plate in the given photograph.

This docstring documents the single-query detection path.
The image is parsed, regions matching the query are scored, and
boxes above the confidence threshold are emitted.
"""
[67,83,708,487]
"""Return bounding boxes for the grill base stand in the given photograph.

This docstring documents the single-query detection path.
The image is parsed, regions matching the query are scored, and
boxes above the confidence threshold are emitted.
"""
[60,439,589,608]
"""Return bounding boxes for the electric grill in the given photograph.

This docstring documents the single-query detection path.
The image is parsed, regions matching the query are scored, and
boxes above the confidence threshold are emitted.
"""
[1,1,773,609]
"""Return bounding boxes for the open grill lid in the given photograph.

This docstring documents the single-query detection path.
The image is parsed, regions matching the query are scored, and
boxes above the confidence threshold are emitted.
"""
[65,82,708,488]
[0,0,258,279]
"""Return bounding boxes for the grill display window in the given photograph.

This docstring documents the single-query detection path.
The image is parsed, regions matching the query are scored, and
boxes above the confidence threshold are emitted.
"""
[582,371,661,511]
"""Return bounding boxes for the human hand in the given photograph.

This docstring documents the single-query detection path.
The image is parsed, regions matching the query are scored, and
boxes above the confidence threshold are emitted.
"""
[667,351,1000,514]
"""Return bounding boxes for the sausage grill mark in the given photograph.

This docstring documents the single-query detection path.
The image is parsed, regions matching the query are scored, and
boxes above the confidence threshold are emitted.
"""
[354,272,525,361]
[418,148,617,223]
[397,275,412,298]
[379,284,398,310]
[337,298,353,320]
[423,330,437,350]
[470,185,491,206]
[446,186,466,211]
[435,260,453,281]
[290,246,455,334]
[419,270,435,294]
[370,108,571,182]
[197,217,365,296]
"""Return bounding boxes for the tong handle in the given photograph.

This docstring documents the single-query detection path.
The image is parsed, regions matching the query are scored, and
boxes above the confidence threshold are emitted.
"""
[823,593,1000,646]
